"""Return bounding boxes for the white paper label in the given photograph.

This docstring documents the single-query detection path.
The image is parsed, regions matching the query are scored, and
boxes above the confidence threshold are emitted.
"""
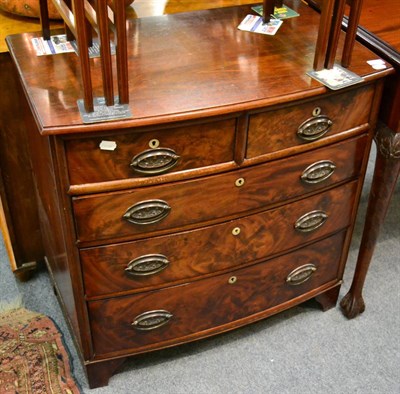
[367,59,387,70]
[99,140,117,151]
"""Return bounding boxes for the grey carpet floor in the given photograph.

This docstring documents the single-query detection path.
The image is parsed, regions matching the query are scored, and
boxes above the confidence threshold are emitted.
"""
[0,141,399,393]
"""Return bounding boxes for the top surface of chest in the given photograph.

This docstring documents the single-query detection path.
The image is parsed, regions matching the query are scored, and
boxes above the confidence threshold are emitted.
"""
[6,1,391,134]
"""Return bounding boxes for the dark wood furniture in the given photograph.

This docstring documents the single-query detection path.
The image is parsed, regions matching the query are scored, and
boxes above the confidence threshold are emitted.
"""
[0,0,260,277]
[0,9,63,278]
[0,45,44,279]
[4,0,394,388]
[339,0,400,318]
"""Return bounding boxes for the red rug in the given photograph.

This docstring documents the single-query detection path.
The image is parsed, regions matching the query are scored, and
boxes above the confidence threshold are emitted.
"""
[0,308,80,393]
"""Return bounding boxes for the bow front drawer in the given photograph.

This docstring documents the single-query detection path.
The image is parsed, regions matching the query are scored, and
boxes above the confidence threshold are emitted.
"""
[81,181,357,297]
[247,84,374,158]
[64,118,236,185]
[73,135,366,243]
[88,232,346,357]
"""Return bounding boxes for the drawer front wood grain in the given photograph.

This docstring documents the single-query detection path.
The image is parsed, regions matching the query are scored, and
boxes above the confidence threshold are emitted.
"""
[88,232,346,357]
[247,84,374,158]
[81,181,357,297]
[73,135,367,243]
[65,119,236,185]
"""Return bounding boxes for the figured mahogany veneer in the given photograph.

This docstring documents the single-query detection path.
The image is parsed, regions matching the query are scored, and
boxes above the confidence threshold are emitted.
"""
[247,84,374,157]
[73,137,366,243]
[81,181,357,298]
[89,231,346,358]
[73,135,367,244]
[65,118,236,185]
[5,0,393,388]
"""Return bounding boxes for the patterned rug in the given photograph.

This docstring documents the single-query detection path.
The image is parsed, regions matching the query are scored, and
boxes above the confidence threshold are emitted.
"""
[0,308,80,393]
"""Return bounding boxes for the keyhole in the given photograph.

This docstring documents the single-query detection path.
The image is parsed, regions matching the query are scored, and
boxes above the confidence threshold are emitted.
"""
[235,178,245,187]
[312,107,322,117]
[228,276,237,284]
[149,139,160,149]
[232,227,241,236]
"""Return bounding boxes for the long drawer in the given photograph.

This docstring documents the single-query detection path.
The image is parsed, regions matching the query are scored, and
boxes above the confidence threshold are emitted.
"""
[88,231,346,357]
[73,135,367,243]
[81,181,357,297]
[247,84,374,157]
[65,118,236,185]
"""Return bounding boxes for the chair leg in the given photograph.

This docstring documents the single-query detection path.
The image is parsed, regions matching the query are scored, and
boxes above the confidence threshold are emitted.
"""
[39,0,50,40]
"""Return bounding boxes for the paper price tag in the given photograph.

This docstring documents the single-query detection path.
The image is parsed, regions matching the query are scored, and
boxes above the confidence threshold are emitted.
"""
[367,59,387,70]
[99,141,117,151]
[252,4,300,19]
[238,15,283,35]
[31,35,75,56]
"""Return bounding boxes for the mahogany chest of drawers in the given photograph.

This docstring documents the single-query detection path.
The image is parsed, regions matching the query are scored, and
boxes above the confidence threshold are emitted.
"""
[6,2,392,388]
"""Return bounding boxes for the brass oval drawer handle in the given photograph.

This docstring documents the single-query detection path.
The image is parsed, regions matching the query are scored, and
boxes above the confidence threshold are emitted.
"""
[123,200,171,225]
[294,210,328,232]
[297,115,333,141]
[286,264,317,285]
[132,310,173,331]
[130,148,180,175]
[125,254,170,277]
[301,160,336,184]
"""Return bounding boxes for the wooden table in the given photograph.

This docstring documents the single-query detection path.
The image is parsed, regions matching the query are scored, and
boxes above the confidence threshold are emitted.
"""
[339,0,400,318]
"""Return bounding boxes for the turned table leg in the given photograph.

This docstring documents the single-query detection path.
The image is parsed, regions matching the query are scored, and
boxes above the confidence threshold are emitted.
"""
[341,126,400,319]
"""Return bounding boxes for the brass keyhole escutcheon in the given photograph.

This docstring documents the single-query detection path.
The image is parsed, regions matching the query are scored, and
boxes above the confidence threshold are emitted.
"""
[232,227,241,236]
[235,178,245,187]
[228,276,237,284]
[312,107,322,117]
[149,139,160,149]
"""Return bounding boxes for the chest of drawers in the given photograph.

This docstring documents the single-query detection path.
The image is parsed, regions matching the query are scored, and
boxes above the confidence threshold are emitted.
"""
[6,2,393,388]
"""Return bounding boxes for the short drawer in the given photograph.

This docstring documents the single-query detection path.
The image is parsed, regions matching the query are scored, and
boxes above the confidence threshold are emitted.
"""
[81,181,357,297]
[247,84,374,158]
[73,135,367,243]
[88,231,346,357]
[65,118,236,185]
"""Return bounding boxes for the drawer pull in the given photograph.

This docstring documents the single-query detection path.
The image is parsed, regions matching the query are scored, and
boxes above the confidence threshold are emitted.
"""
[123,200,171,225]
[295,210,328,232]
[125,254,170,277]
[297,115,333,141]
[132,310,173,331]
[130,148,180,175]
[286,264,317,285]
[301,160,336,184]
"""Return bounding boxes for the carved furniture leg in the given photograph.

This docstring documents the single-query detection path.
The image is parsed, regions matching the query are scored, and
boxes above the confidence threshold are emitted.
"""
[341,126,400,319]
[85,357,127,389]
[315,286,341,311]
